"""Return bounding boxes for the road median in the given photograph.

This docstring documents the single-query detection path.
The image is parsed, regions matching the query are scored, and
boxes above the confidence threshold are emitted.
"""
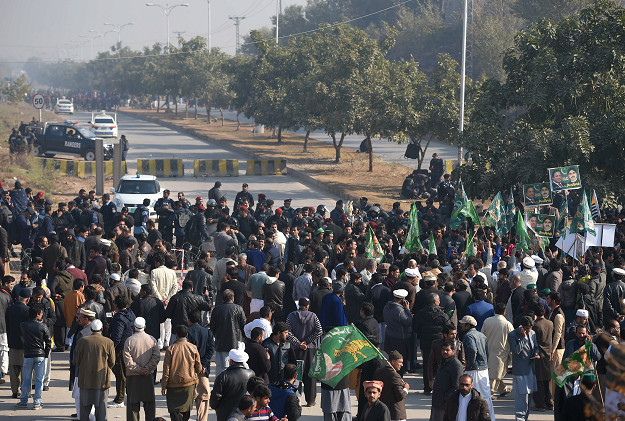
[118,109,416,209]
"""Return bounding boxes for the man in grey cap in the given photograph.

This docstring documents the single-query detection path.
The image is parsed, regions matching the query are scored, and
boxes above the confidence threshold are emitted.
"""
[383,289,412,376]
[459,315,495,420]
[320,283,347,330]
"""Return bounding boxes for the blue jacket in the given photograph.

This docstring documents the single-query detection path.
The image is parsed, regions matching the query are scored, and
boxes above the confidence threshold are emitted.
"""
[463,327,489,371]
[187,323,215,374]
[246,249,266,272]
[320,293,347,330]
[269,379,301,421]
[465,300,495,331]
[38,215,55,238]
[109,307,136,350]
[508,327,538,376]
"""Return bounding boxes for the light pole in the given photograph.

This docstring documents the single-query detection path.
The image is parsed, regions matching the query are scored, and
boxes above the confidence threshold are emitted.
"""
[458,0,468,163]
[90,29,115,53]
[275,0,281,44]
[103,22,134,47]
[79,34,96,60]
[145,3,190,52]
[207,0,211,50]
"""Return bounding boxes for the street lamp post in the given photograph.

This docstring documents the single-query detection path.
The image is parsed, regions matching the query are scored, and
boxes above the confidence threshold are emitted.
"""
[207,0,211,50]
[458,0,468,163]
[90,29,115,53]
[79,35,95,60]
[103,22,134,47]
[146,3,190,52]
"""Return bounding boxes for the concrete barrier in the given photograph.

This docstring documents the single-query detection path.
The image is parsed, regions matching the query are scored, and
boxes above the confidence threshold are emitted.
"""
[246,159,287,176]
[193,159,239,177]
[36,158,125,178]
[137,159,184,177]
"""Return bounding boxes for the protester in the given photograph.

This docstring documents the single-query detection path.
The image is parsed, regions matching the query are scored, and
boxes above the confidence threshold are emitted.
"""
[186,310,215,421]
[443,374,491,421]
[210,289,246,376]
[480,303,513,399]
[210,345,255,421]
[431,341,463,421]
[373,350,409,421]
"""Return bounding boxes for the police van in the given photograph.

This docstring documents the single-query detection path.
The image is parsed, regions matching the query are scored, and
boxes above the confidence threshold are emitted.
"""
[89,111,118,138]
[31,121,113,161]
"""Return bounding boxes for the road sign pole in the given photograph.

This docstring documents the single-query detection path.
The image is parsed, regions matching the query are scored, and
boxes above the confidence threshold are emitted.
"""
[113,139,122,189]
[95,138,104,195]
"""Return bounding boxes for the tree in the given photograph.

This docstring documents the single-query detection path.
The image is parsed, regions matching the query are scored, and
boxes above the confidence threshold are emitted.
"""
[6,75,31,125]
[458,0,625,203]
[512,0,594,23]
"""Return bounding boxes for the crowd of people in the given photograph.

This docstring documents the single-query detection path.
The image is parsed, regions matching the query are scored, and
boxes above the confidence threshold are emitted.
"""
[0,175,621,421]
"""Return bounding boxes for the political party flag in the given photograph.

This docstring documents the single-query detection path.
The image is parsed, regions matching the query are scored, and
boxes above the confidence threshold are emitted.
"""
[428,231,436,255]
[485,192,508,238]
[309,325,385,387]
[557,196,569,235]
[571,190,596,236]
[450,182,468,230]
[466,229,475,256]
[404,203,422,253]
[516,211,532,252]
[539,236,550,251]
[365,225,384,263]
[452,199,481,226]
[552,339,595,387]
[590,189,601,221]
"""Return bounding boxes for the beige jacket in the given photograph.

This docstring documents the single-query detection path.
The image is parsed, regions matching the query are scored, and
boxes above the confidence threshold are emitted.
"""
[149,266,178,300]
[75,332,115,390]
[162,338,201,390]
[123,331,160,376]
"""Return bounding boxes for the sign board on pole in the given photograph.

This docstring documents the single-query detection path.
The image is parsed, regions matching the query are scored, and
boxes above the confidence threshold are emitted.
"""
[32,94,45,109]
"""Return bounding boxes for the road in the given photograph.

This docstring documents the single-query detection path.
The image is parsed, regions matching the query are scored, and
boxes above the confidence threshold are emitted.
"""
[71,111,342,210]
[169,105,462,166]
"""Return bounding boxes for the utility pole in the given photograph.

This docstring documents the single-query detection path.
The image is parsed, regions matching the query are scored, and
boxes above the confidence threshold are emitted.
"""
[229,16,246,54]
[146,3,190,53]
[458,0,468,163]
[275,0,281,43]
[207,0,211,50]
[172,30,186,47]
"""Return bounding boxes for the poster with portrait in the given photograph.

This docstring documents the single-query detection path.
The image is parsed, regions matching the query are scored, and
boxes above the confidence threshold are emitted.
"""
[548,165,582,192]
[523,183,553,207]
[527,213,556,237]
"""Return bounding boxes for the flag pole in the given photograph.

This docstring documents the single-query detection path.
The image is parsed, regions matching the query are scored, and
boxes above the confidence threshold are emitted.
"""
[351,324,397,373]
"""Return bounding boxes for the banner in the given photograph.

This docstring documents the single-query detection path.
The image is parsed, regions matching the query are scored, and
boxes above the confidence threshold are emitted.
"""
[527,213,556,238]
[516,211,532,252]
[552,339,595,387]
[309,325,384,387]
[365,225,384,263]
[523,183,552,206]
[549,165,581,192]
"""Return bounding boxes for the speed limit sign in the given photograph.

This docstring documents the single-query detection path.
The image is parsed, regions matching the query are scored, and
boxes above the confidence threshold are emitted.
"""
[32,93,45,109]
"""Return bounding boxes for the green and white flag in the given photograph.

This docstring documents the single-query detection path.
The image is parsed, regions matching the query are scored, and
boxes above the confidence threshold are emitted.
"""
[466,229,475,256]
[452,198,481,226]
[404,202,422,252]
[516,210,532,252]
[310,325,385,387]
[428,231,436,255]
[449,181,468,230]
[485,192,508,238]
[365,225,384,263]
[557,196,570,235]
[570,190,596,236]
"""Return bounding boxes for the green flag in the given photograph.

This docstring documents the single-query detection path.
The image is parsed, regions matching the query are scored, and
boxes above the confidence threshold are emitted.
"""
[403,203,422,252]
[449,182,468,230]
[485,192,508,238]
[309,325,384,387]
[452,199,481,226]
[428,231,436,255]
[570,190,596,236]
[516,211,532,252]
[552,339,595,387]
[466,229,475,256]
[365,225,384,263]
[539,236,550,251]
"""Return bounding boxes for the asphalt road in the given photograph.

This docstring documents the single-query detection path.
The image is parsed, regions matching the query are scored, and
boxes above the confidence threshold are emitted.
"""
[70,111,342,210]
[168,105,462,166]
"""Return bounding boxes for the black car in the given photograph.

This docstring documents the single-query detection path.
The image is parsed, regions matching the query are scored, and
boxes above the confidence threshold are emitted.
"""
[29,122,112,161]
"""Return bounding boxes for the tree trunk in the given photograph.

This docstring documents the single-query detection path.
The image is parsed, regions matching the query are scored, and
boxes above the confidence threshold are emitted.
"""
[157,95,160,113]
[219,107,224,126]
[185,98,188,118]
[277,127,282,143]
[236,112,241,131]
[194,98,197,119]
[175,97,178,115]
[206,103,212,123]
[332,133,345,163]
[166,95,170,113]
[303,129,311,152]
[418,133,436,169]
[367,135,373,172]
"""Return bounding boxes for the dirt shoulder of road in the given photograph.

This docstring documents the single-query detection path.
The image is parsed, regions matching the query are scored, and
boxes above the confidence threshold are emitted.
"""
[121,108,416,209]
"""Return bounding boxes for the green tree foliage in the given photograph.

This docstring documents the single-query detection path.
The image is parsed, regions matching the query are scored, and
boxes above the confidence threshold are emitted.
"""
[6,75,31,125]
[458,0,625,202]
[511,0,594,23]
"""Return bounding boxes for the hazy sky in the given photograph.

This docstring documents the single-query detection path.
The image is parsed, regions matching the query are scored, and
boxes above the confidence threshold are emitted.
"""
[0,0,306,65]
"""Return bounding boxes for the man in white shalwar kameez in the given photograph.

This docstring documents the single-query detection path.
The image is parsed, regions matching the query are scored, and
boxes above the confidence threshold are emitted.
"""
[481,304,514,399]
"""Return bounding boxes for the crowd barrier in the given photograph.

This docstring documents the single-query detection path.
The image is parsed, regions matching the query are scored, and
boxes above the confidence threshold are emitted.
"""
[36,158,126,178]
[137,159,184,177]
[193,159,239,177]
[246,159,287,176]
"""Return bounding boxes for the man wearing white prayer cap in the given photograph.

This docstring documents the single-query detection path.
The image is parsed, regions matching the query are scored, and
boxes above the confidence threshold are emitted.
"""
[383,289,412,376]
[209,344,255,421]
[564,308,591,343]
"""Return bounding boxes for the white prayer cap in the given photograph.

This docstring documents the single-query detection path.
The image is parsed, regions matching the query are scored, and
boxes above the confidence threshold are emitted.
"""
[393,289,408,299]
[522,257,535,268]
[134,317,146,330]
[532,255,544,264]
[229,344,249,363]
[576,309,589,318]
[91,319,103,331]
[404,268,419,278]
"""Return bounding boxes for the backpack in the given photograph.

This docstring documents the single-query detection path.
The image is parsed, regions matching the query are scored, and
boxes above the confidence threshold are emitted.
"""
[177,209,191,228]
[133,207,145,227]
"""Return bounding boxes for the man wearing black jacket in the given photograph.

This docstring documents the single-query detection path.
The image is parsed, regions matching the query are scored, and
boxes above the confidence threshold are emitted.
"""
[6,288,30,398]
[431,342,464,421]
[29,286,56,391]
[130,284,166,348]
[0,275,14,383]
[187,310,215,421]
[16,303,51,410]
[165,281,212,340]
